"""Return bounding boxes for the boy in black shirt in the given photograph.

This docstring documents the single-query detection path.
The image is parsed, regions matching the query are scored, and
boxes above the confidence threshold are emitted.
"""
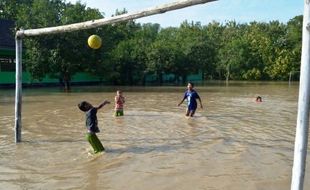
[78,100,110,153]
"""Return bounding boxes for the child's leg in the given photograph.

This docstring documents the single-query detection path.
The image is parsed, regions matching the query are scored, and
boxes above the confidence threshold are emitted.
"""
[119,110,124,116]
[115,110,124,117]
[92,133,105,152]
[189,109,196,117]
[185,108,190,116]
[86,133,99,153]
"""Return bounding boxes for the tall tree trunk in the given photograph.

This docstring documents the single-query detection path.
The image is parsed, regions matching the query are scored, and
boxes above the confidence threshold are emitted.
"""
[128,65,133,85]
[226,64,230,83]
[142,71,147,86]
[174,74,179,85]
[158,72,163,86]
[63,73,71,92]
[182,74,187,84]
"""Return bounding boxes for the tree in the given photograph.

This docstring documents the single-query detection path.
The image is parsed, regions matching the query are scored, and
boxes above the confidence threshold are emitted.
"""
[8,0,303,85]
[217,21,245,81]
[17,0,104,90]
[174,21,203,83]
[0,0,33,20]
[202,21,224,79]
[110,23,160,85]
[147,27,179,85]
[286,15,302,80]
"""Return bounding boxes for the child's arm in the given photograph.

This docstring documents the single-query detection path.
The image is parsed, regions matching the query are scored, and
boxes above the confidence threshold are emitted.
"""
[96,100,110,110]
[122,96,125,103]
[198,97,203,109]
[178,92,187,106]
[178,98,186,106]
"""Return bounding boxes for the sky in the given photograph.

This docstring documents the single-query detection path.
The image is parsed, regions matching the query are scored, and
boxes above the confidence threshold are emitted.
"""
[68,0,304,27]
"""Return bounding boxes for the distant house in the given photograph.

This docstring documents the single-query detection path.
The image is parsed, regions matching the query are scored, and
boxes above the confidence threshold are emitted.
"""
[0,19,15,72]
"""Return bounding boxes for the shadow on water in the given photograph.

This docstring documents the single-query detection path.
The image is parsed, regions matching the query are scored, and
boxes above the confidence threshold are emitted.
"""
[0,100,52,105]
[106,144,185,154]
[206,114,246,119]
[22,136,191,155]
[22,139,85,144]
[106,137,189,143]
[0,101,15,105]
[123,114,164,117]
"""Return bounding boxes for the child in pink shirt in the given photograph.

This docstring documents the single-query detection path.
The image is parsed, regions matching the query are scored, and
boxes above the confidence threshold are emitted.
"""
[115,90,125,116]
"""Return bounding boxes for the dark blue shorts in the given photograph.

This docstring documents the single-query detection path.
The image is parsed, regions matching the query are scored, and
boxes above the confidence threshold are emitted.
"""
[187,105,197,111]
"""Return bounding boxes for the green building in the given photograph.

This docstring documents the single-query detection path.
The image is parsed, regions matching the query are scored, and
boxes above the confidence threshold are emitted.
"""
[0,19,102,87]
[0,19,202,87]
[0,19,16,86]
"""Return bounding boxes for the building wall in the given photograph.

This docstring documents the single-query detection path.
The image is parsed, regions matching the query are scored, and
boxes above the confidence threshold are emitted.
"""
[0,71,101,85]
[0,71,202,86]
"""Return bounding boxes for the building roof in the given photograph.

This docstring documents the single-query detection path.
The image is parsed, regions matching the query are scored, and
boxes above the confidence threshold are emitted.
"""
[0,19,15,49]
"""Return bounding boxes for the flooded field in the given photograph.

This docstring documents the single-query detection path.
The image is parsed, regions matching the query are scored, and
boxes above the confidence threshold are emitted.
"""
[0,82,309,190]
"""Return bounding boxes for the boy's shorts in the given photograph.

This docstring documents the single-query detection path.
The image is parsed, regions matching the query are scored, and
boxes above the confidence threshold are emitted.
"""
[187,105,197,112]
[86,133,104,153]
[115,110,124,116]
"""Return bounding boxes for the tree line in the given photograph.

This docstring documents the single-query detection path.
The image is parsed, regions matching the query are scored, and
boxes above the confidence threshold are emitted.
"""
[1,0,302,89]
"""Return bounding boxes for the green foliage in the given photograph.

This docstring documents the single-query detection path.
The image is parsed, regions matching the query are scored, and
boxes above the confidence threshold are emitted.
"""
[3,0,303,86]
[0,0,33,20]
[14,0,105,89]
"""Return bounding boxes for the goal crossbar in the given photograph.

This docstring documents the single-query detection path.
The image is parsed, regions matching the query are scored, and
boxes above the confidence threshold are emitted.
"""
[16,0,217,38]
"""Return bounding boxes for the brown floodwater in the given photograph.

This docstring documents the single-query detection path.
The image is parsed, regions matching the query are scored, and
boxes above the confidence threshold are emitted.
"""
[0,82,309,190]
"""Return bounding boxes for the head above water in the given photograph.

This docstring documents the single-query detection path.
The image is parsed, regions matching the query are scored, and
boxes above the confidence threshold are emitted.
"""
[78,101,93,112]
[117,90,122,96]
[256,96,262,102]
[187,82,194,90]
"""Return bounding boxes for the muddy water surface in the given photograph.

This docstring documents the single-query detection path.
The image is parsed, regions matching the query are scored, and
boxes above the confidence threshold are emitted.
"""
[0,83,308,190]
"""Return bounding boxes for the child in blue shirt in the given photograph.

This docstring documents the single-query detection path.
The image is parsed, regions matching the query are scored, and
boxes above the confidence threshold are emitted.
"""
[78,100,110,153]
[178,82,203,117]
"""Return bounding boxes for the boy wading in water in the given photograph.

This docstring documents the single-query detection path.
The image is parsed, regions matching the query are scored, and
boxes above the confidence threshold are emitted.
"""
[115,90,125,116]
[178,82,203,117]
[78,100,110,153]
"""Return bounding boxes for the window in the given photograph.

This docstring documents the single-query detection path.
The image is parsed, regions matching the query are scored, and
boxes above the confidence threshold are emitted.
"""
[0,57,15,71]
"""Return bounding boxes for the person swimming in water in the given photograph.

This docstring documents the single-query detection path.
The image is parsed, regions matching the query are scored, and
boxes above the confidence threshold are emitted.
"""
[256,96,262,102]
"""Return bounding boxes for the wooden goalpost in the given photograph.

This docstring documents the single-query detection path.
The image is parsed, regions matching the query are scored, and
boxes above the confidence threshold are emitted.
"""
[13,0,310,190]
[14,0,217,143]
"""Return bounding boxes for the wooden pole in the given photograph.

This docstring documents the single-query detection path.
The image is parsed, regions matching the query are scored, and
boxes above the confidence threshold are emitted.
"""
[15,37,22,143]
[14,0,217,143]
[291,1,310,189]
[15,0,216,37]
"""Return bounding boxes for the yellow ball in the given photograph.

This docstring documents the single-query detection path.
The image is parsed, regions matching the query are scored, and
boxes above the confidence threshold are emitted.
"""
[87,35,102,49]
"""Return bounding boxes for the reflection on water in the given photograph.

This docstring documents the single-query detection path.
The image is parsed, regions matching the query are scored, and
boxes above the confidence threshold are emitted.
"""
[0,83,308,190]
